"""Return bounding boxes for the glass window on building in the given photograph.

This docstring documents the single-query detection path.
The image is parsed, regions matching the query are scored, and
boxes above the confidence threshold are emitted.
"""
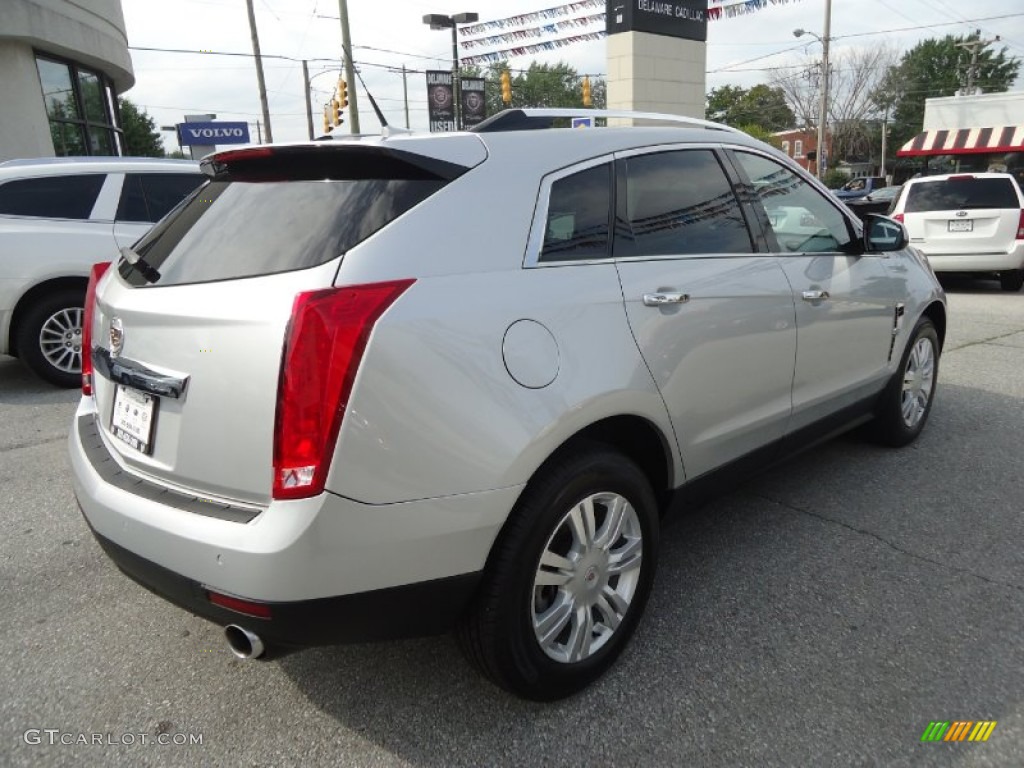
[35,54,122,157]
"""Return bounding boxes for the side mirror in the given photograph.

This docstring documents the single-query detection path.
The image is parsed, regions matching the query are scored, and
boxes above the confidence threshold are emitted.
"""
[863,213,908,253]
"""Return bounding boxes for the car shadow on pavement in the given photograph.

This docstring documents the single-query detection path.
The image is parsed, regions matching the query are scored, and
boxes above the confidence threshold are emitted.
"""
[277,382,1024,767]
[0,355,80,405]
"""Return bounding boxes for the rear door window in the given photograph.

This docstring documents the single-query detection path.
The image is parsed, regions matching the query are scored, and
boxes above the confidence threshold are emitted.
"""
[0,174,105,219]
[615,149,753,257]
[540,164,612,262]
[904,178,1020,212]
[116,173,204,223]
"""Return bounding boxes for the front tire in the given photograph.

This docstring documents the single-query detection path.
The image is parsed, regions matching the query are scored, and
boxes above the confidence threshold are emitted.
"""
[869,317,939,447]
[15,289,86,388]
[459,449,659,701]
[999,269,1023,292]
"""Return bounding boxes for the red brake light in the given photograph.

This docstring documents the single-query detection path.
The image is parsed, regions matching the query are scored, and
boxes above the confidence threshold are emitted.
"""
[1017,210,1024,240]
[948,175,974,181]
[892,213,904,223]
[208,591,272,619]
[211,146,274,164]
[272,280,415,500]
[81,261,111,396]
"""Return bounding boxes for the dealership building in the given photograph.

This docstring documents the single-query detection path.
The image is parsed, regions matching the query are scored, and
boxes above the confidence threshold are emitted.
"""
[0,0,134,161]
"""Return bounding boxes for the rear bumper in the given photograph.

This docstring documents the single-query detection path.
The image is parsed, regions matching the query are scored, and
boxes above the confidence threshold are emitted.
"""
[918,243,1024,273]
[69,399,521,643]
[85,520,480,646]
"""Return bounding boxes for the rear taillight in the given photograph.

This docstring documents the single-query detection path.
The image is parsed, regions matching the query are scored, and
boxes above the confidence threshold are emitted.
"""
[1017,210,1024,239]
[892,213,905,223]
[207,591,272,618]
[272,280,414,500]
[81,261,111,396]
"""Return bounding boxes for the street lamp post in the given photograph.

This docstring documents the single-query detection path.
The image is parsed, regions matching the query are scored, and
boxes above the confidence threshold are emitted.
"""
[795,0,832,180]
[423,12,478,130]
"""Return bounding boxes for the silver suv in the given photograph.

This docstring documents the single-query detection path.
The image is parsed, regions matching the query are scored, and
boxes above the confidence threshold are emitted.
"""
[0,157,202,386]
[69,110,946,700]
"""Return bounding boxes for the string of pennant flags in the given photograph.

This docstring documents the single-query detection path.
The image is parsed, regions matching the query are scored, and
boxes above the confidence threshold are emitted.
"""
[459,0,804,64]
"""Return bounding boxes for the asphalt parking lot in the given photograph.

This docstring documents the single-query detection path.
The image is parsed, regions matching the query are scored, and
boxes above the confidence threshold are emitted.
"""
[2,281,1022,767]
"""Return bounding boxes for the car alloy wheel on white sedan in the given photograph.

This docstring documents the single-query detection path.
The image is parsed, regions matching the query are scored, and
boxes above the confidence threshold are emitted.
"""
[15,288,86,388]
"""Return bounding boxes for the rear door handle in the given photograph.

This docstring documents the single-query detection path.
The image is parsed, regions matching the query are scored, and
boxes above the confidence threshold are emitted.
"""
[643,292,690,307]
[801,289,830,302]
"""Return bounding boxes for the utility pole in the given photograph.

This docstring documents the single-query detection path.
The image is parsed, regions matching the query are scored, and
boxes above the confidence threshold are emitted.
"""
[880,107,888,180]
[402,65,410,129]
[302,59,314,140]
[817,0,831,181]
[245,0,273,142]
[957,30,1000,95]
[337,0,361,133]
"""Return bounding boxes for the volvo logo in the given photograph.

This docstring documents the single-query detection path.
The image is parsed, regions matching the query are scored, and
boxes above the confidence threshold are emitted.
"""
[955,211,968,217]
[109,317,124,358]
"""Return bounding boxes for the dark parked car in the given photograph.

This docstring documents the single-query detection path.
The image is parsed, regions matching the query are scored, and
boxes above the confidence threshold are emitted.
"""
[845,185,902,221]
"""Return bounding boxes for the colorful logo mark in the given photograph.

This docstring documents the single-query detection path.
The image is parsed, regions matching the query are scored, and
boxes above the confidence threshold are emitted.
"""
[920,721,997,742]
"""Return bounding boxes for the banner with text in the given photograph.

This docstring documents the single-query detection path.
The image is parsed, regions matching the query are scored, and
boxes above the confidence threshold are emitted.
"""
[461,78,487,128]
[606,0,709,41]
[176,121,250,146]
[426,71,456,132]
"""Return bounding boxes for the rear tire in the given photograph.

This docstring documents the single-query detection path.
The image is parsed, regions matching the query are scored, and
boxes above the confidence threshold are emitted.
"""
[999,269,1024,292]
[15,288,86,388]
[869,317,939,447]
[458,448,659,701]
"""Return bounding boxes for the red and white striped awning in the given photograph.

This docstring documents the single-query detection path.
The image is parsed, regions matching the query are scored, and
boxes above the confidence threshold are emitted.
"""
[897,126,1024,157]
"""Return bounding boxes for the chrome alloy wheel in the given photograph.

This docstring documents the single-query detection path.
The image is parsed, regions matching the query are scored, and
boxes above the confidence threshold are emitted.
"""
[901,336,935,428]
[532,492,643,664]
[38,307,84,375]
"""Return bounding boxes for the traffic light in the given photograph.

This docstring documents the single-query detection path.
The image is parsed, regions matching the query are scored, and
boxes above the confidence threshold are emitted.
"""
[500,70,512,105]
[323,106,332,134]
[582,76,592,107]
[337,78,348,109]
[331,99,341,127]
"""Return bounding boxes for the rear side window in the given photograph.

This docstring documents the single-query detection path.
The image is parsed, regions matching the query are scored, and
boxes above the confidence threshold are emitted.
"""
[904,178,1020,212]
[117,173,204,223]
[122,178,446,286]
[540,164,612,262]
[0,174,105,219]
[615,150,753,257]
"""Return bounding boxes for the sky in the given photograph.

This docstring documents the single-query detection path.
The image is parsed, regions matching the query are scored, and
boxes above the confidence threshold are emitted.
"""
[118,0,1024,153]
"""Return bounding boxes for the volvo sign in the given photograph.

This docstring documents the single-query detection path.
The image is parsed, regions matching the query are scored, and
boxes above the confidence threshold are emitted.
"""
[176,121,251,146]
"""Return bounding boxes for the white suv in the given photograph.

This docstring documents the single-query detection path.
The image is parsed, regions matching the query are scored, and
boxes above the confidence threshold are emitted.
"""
[69,110,946,700]
[889,171,1024,291]
[0,157,202,386]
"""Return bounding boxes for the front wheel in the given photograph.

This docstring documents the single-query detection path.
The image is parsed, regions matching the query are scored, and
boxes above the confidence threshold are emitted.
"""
[15,289,86,388]
[459,449,659,700]
[869,317,939,447]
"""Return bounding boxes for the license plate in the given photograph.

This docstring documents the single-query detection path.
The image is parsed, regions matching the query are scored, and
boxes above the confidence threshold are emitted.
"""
[111,385,157,455]
[948,219,973,232]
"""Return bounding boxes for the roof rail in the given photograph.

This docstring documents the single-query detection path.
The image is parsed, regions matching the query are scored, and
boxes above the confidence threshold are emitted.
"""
[471,108,743,135]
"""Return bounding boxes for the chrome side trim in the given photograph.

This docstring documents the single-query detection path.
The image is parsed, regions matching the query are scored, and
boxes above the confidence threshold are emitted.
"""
[92,347,190,399]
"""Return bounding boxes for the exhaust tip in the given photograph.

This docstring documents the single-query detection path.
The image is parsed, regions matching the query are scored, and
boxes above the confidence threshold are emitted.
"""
[225,625,265,660]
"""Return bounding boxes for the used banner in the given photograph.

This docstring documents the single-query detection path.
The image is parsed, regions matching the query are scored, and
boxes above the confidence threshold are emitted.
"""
[426,70,456,132]
[461,78,487,128]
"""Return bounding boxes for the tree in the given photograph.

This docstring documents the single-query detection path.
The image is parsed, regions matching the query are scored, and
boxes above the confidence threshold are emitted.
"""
[118,98,165,157]
[771,44,898,165]
[463,61,605,117]
[706,84,794,131]
[874,34,1021,153]
[738,124,781,148]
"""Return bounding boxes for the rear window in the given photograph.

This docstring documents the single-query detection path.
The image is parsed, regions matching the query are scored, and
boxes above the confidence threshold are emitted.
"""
[120,177,446,287]
[116,173,204,223]
[904,177,1020,212]
[0,174,105,219]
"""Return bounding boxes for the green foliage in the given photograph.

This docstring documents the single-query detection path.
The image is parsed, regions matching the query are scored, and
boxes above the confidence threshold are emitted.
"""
[118,98,166,157]
[462,61,606,117]
[707,84,794,132]
[823,169,848,189]
[875,34,1020,151]
[738,123,781,148]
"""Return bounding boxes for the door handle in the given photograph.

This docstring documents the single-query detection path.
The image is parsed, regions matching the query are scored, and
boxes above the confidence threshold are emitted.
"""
[643,292,690,307]
[801,289,830,302]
